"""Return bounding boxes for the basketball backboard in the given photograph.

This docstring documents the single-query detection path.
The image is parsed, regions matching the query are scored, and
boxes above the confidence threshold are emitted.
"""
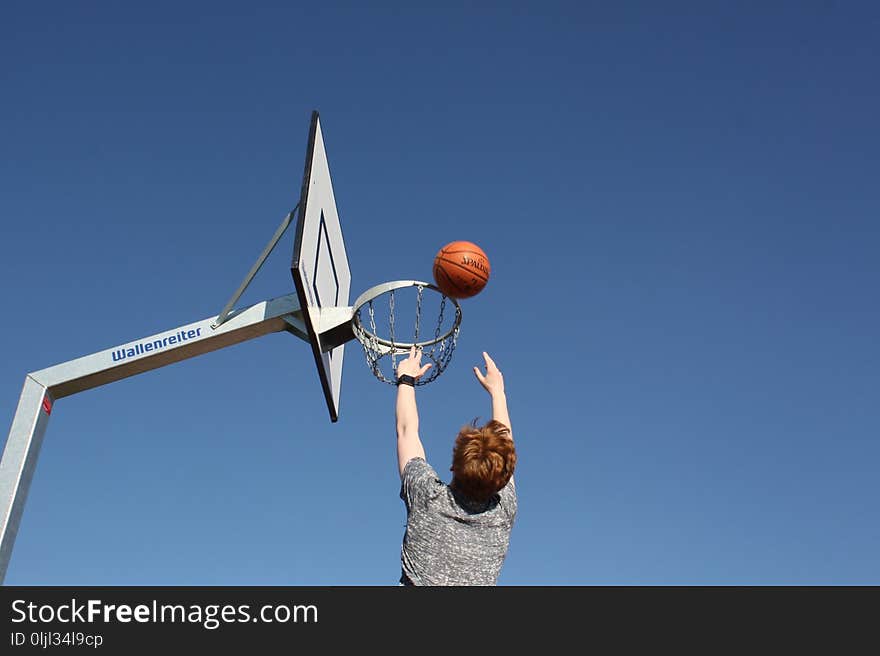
[291,111,351,422]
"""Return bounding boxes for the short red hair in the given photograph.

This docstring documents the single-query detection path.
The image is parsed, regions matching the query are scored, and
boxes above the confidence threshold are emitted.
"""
[451,420,516,502]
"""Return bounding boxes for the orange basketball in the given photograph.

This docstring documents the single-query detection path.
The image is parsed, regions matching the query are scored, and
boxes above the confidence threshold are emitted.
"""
[432,241,491,299]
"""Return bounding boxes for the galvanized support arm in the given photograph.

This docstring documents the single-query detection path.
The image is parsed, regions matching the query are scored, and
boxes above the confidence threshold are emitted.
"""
[0,292,310,583]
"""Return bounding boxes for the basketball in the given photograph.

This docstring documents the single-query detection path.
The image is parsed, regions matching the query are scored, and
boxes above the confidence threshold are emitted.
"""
[432,241,491,299]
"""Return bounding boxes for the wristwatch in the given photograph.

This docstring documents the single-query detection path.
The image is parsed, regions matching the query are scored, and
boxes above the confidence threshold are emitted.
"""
[397,374,416,387]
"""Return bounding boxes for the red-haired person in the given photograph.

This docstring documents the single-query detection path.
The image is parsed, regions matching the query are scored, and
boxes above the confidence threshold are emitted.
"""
[395,348,517,586]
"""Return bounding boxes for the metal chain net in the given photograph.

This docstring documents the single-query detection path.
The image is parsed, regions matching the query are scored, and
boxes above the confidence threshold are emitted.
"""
[353,283,461,386]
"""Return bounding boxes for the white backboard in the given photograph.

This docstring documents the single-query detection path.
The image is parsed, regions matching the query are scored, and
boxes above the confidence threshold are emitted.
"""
[291,112,351,422]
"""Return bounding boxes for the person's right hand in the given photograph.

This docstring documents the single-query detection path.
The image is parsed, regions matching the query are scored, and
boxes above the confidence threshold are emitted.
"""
[473,351,504,396]
[397,345,432,380]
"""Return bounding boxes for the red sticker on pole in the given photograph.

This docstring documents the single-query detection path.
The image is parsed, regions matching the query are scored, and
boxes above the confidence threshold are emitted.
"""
[42,397,52,415]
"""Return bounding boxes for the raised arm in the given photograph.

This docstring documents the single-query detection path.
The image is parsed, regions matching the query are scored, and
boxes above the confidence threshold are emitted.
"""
[395,346,433,477]
[473,352,512,437]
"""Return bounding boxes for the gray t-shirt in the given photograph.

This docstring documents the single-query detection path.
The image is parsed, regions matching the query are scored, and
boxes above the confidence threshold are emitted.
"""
[399,457,517,586]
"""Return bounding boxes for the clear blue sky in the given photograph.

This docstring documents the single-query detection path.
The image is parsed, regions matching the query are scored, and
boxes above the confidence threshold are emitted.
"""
[2,2,878,585]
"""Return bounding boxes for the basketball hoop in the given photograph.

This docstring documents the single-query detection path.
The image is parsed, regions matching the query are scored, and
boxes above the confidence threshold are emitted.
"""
[351,280,462,385]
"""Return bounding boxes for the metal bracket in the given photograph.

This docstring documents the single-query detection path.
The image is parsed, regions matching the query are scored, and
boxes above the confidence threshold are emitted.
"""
[282,311,309,341]
[317,306,355,352]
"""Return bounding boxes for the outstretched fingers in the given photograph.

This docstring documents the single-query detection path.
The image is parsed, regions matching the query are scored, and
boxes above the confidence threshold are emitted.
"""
[402,345,431,379]
[408,345,425,364]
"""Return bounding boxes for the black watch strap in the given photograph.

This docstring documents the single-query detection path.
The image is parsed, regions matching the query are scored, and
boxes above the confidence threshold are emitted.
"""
[397,374,416,387]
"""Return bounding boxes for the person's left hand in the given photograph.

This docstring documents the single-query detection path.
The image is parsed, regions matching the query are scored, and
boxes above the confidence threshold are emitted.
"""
[397,345,432,380]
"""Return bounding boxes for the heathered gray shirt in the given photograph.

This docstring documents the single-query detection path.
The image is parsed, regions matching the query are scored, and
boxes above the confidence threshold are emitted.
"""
[399,457,517,586]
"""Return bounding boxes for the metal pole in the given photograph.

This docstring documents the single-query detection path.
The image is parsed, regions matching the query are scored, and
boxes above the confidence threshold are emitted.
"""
[0,377,53,583]
[0,292,309,583]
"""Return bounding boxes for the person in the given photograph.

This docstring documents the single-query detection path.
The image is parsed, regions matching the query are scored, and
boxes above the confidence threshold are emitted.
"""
[394,347,517,586]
